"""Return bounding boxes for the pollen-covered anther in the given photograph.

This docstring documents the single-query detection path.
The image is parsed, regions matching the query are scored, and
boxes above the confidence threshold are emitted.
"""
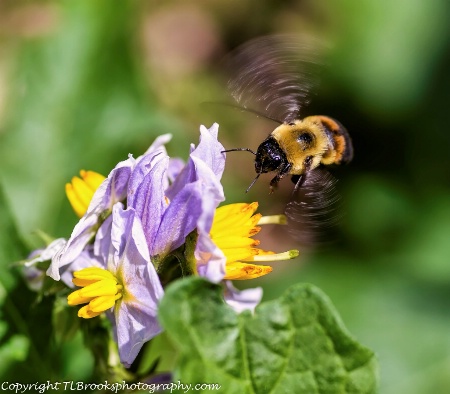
[67,267,123,319]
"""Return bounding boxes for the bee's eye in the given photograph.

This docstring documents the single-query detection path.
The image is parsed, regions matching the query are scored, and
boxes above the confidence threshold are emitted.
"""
[297,132,314,148]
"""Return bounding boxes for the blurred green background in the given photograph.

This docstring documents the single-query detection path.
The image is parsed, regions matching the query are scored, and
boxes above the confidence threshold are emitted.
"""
[1,0,450,392]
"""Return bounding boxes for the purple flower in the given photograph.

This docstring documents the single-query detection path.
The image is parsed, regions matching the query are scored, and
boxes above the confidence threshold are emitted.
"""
[48,135,173,281]
[133,124,225,258]
[55,122,271,355]
[48,158,135,280]
[22,238,67,291]
[67,203,164,367]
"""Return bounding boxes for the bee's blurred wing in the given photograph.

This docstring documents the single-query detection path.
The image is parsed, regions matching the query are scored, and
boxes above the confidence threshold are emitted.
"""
[224,34,324,124]
[285,168,340,245]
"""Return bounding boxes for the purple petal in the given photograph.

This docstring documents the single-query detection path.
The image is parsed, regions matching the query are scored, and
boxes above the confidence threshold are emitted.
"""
[129,135,172,201]
[108,204,164,367]
[24,240,69,291]
[49,158,135,280]
[128,155,169,251]
[93,214,113,263]
[127,151,168,208]
[48,213,98,280]
[114,301,162,368]
[22,266,45,292]
[194,194,226,283]
[165,155,224,209]
[191,124,225,179]
[99,158,134,210]
[142,134,172,156]
[27,238,66,266]
[151,181,204,257]
[59,249,104,288]
[166,124,225,204]
[109,203,133,262]
[223,281,263,313]
[167,158,185,183]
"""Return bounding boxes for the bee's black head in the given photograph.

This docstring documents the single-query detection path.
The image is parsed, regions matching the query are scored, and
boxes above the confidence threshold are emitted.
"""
[255,137,288,174]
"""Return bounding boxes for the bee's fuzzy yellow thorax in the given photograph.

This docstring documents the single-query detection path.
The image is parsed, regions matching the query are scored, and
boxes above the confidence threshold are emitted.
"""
[271,119,331,175]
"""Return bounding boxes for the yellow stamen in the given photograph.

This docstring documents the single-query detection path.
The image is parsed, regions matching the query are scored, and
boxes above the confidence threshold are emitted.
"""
[248,250,299,262]
[66,170,106,218]
[210,203,299,280]
[257,214,287,225]
[67,267,122,319]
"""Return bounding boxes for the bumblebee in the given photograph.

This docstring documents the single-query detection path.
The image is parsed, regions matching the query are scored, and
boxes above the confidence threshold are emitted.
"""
[221,35,353,241]
[243,115,353,192]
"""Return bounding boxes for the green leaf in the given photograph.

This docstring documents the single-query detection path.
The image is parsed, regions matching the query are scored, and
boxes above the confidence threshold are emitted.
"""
[0,184,28,292]
[52,297,80,344]
[136,332,178,377]
[159,277,378,394]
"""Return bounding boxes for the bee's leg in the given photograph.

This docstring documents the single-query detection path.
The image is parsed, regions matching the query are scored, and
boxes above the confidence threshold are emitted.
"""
[290,156,311,193]
[269,164,292,194]
[269,175,282,193]
[291,174,305,194]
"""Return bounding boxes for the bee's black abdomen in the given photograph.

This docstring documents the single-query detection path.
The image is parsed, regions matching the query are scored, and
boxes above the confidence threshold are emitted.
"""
[333,120,353,164]
[315,116,354,165]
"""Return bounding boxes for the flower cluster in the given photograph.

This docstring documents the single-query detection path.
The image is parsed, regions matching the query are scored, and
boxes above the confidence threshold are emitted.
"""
[38,124,297,367]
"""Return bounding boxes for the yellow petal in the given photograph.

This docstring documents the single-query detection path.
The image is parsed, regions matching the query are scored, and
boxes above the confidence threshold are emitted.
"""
[213,203,252,222]
[65,170,105,218]
[221,247,259,264]
[209,202,297,281]
[70,176,94,208]
[65,183,87,218]
[212,219,261,239]
[213,236,260,250]
[224,262,273,280]
[212,203,259,229]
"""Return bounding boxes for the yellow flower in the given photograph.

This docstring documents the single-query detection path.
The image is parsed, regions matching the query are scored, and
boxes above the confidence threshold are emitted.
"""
[210,202,299,280]
[67,267,123,319]
[65,170,106,217]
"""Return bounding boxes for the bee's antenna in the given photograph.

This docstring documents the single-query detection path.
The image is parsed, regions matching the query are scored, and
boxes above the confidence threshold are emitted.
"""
[222,148,257,155]
[246,172,261,193]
